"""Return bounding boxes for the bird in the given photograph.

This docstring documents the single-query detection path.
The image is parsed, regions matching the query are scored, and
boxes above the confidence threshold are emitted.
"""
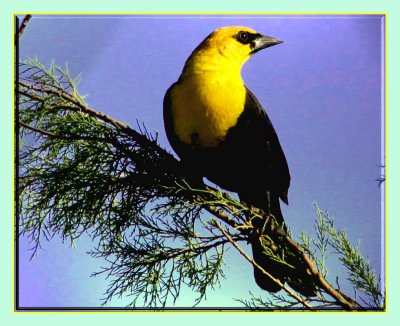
[163,26,315,296]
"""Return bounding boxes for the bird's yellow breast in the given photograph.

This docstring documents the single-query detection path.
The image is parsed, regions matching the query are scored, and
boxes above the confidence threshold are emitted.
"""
[170,73,246,148]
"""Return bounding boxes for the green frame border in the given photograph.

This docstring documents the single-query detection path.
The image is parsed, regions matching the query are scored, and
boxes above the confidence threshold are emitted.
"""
[12,11,388,314]
[2,0,399,324]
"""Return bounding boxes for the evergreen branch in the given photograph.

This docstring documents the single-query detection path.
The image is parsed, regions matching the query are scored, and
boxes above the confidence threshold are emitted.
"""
[17,59,236,307]
[313,205,384,308]
[235,291,338,311]
[90,234,229,307]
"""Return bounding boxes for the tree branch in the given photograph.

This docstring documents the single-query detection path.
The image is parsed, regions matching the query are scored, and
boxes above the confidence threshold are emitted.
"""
[18,15,32,39]
[203,205,240,230]
[284,235,363,311]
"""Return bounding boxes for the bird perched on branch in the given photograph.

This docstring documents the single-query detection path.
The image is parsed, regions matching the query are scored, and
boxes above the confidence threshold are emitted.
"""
[164,26,315,296]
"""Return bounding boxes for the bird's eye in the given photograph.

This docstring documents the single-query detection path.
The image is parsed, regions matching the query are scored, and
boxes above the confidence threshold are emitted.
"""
[237,31,250,43]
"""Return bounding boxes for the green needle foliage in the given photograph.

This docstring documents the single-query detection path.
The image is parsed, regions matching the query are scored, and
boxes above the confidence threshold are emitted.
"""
[312,205,384,308]
[17,58,384,311]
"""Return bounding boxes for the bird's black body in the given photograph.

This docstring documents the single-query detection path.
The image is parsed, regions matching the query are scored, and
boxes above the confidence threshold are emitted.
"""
[164,84,295,293]
[164,26,316,296]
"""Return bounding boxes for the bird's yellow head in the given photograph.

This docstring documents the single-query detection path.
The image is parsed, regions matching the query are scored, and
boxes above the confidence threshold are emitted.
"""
[182,26,283,76]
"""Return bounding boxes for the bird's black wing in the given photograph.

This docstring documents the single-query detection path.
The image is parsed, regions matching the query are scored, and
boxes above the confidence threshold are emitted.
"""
[234,88,318,296]
[224,86,291,205]
[163,82,182,157]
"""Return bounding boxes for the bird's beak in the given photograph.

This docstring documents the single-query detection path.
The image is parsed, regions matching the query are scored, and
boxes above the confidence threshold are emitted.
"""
[251,35,283,54]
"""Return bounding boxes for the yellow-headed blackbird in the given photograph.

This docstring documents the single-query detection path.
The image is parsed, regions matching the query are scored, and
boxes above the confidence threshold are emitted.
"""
[164,26,315,296]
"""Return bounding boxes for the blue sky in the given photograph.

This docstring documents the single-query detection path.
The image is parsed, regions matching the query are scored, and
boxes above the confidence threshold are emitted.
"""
[18,15,384,308]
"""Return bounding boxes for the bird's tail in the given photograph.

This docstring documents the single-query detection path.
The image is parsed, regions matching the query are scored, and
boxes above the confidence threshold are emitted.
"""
[241,192,317,296]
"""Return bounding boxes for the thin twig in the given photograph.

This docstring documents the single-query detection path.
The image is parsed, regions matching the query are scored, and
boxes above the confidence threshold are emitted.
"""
[19,81,131,130]
[203,205,239,230]
[19,121,60,138]
[213,220,315,311]
[18,89,44,102]
[19,121,113,144]
[18,14,32,39]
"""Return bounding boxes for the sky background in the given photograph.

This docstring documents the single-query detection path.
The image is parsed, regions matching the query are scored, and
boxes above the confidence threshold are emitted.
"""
[18,14,384,308]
